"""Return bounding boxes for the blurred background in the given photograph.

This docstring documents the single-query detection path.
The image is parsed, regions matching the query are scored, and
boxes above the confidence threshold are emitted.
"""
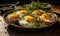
[0,0,60,6]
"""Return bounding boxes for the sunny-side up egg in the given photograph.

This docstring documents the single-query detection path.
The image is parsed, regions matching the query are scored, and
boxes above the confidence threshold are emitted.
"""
[40,13,52,23]
[19,16,34,28]
[32,10,43,15]
[16,10,28,18]
[7,13,19,21]
[24,16,34,22]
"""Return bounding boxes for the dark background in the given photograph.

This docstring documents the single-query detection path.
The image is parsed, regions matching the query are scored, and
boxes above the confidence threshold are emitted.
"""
[0,0,60,6]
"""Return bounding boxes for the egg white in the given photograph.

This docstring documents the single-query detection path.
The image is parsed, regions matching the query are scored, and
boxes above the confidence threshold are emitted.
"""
[16,11,25,18]
[19,20,33,28]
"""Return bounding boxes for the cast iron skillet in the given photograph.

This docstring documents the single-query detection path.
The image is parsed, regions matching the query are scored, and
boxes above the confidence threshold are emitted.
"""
[2,1,57,30]
[3,9,57,30]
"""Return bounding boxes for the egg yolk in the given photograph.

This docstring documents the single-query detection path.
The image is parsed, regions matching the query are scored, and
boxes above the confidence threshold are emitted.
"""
[9,13,19,20]
[24,16,34,22]
[20,10,28,14]
[41,14,51,20]
[32,10,42,15]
